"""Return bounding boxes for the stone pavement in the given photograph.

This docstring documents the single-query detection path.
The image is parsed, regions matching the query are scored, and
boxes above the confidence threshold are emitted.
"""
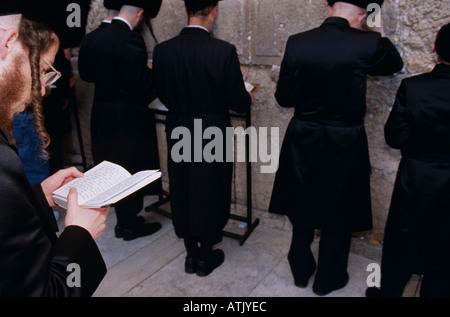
[56,196,421,298]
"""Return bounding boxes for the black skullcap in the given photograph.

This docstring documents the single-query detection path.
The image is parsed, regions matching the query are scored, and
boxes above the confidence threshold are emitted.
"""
[327,0,384,10]
[184,0,222,13]
[122,0,163,18]
[21,0,91,48]
[104,0,124,11]
[435,22,450,63]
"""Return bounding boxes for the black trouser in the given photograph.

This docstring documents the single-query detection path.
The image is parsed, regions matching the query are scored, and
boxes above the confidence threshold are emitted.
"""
[114,189,145,229]
[183,235,221,260]
[288,226,352,291]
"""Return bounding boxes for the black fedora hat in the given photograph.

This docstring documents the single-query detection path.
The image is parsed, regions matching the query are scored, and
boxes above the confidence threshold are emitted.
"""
[122,0,163,18]
[104,0,124,11]
[184,0,223,13]
[21,0,91,48]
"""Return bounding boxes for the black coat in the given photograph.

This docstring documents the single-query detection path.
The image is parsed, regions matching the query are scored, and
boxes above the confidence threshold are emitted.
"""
[0,132,106,296]
[78,19,161,193]
[78,21,110,83]
[382,63,450,274]
[153,27,251,243]
[269,17,403,233]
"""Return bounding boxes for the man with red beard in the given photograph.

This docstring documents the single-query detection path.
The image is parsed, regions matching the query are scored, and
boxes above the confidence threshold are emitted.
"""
[0,3,109,297]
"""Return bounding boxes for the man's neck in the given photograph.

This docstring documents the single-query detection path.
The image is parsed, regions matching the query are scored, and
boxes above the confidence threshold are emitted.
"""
[113,16,133,30]
[188,17,212,32]
[105,10,119,22]
[331,13,361,29]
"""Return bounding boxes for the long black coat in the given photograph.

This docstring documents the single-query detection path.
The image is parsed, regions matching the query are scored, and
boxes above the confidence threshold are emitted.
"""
[382,63,450,274]
[0,132,106,296]
[269,17,403,233]
[78,19,161,194]
[78,21,109,83]
[153,27,251,243]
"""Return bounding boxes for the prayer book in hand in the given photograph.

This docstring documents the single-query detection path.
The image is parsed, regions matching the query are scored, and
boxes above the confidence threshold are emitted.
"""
[52,161,162,209]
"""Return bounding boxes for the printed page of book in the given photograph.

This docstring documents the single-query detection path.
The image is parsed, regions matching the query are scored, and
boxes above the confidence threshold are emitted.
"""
[82,170,161,208]
[52,161,132,206]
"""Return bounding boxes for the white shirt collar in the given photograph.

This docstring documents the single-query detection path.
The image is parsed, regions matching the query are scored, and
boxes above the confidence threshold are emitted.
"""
[186,25,209,33]
[113,17,133,30]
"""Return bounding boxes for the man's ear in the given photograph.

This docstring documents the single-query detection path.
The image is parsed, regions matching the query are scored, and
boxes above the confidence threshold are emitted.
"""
[357,13,368,27]
[0,28,19,61]
[211,4,218,20]
[431,44,436,53]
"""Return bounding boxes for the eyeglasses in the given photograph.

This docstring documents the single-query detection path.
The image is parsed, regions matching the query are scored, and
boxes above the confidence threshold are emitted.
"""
[0,28,61,86]
[43,58,61,86]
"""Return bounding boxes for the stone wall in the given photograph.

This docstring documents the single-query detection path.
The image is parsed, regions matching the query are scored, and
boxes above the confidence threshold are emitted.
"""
[72,0,450,242]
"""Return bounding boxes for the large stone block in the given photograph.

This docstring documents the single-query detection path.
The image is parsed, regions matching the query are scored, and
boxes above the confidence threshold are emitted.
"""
[398,0,450,74]
[251,0,328,65]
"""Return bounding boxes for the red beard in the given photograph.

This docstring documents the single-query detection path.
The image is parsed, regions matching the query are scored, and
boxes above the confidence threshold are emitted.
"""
[0,54,30,139]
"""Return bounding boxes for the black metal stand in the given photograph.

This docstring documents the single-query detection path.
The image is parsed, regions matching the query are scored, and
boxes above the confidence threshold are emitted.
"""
[223,111,260,245]
[145,106,259,246]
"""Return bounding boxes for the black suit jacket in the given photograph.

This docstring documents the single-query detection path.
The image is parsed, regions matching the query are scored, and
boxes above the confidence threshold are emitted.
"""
[382,63,450,274]
[0,132,106,297]
[269,17,403,232]
[78,19,161,195]
[153,27,251,243]
[79,19,154,105]
[78,21,110,83]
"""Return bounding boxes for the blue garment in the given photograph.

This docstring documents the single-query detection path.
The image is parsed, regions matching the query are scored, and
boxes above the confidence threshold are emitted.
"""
[12,106,49,185]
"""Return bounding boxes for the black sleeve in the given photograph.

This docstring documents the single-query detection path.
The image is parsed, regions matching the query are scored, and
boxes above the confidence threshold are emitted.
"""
[0,148,106,297]
[118,33,154,105]
[368,37,404,76]
[274,37,296,108]
[384,80,412,149]
[46,226,107,297]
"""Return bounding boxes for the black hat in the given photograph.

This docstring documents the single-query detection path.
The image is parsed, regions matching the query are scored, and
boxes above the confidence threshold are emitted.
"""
[104,0,124,11]
[435,23,450,63]
[21,0,91,48]
[184,0,222,13]
[122,0,163,18]
[0,0,23,16]
[327,0,384,10]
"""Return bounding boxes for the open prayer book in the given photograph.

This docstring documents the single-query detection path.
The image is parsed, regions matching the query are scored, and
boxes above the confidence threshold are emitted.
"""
[52,161,162,209]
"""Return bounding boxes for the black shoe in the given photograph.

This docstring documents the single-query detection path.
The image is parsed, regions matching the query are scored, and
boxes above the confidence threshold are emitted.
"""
[185,256,197,274]
[366,287,383,297]
[115,216,145,238]
[288,252,316,288]
[196,249,225,277]
[313,273,349,296]
[121,222,162,241]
